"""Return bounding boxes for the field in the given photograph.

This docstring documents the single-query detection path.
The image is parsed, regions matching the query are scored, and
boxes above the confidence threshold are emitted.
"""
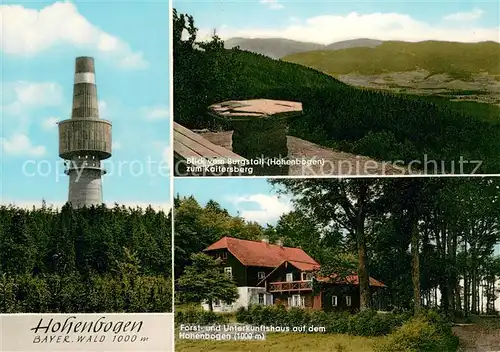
[283,41,500,79]
[283,41,500,105]
[176,332,382,352]
[176,319,500,352]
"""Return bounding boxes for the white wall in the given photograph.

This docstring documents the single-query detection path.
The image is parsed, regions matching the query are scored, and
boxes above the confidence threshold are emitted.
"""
[202,287,268,313]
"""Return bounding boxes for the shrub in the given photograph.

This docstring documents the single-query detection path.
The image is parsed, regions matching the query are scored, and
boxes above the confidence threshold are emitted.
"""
[235,306,251,323]
[233,306,409,336]
[373,316,459,352]
[175,306,230,325]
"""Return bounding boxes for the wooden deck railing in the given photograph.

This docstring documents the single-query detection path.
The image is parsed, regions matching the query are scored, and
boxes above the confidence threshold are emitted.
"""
[268,280,313,292]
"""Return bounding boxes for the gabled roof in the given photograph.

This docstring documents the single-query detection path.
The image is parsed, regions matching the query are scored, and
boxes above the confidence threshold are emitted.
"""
[204,236,319,268]
[205,236,386,288]
[317,274,386,288]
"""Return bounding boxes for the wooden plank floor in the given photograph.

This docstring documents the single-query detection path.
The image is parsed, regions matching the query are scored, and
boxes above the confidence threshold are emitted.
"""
[173,122,246,163]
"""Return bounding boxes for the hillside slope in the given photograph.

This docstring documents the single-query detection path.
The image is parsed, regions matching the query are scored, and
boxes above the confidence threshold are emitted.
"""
[224,37,324,58]
[174,39,500,173]
[283,40,500,79]
[324,38,383,50]
[224,38,384,59]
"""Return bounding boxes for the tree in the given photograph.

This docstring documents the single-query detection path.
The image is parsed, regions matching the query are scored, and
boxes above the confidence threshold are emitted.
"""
[177,253,239,311]
[270,178,383,310]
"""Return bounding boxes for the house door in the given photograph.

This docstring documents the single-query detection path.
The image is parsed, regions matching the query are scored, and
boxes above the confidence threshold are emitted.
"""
[286,273,293,282]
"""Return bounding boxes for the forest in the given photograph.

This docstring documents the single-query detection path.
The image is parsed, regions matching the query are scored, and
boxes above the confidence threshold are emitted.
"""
[174,178,500,317]
[0,203,172,313]
[173,10,500,173]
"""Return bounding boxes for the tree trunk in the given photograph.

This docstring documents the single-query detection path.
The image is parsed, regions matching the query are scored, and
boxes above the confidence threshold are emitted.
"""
[411,209,421,315]
[356,184,371,311]
[208,300,213,312]
[445,225,453,314]
[456,279,462,312]
[464,239,469,317]
[451,231,458,312]
[472,249,477,314]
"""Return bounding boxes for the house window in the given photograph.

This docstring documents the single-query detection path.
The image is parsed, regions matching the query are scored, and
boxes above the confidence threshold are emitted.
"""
[214,300,221,307]
[291,294,304,307]
[301,272,313,281]
[224,267,232,279]
[332,296,338,307]
[221,251,227,259]
[266,294,273,306]
[258,293,264,305]
[258,271,265,280]
[346,296,352,307]
[286,273,293,282]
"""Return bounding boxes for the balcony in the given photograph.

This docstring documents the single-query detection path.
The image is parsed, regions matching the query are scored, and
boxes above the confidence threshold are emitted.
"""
[268,280,313,292]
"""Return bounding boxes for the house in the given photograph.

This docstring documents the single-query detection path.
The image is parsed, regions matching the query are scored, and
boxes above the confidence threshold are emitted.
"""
[201,236,386,313]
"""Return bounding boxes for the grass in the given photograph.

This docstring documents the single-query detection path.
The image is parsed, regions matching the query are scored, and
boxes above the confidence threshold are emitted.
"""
[176,332,383,352]
[283,41,500,79]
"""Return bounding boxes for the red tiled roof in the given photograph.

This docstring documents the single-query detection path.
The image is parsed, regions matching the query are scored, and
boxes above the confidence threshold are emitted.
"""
[317,274,386,288]
[205,237,385,288]
[204,236,319,268]
[288,260,320,271]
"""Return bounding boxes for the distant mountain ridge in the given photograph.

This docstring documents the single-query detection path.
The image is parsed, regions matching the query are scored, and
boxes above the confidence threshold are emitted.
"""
[224,37,383,58]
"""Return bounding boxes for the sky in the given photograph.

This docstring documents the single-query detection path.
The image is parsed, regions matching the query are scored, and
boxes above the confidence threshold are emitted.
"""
[1,1,171,210]
[173,0,499,43]
[174,178,293,225]
[175,177,500,255]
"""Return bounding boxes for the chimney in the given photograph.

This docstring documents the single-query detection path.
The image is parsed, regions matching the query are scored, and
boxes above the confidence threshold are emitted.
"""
[261,238,269,244]
[276,239,283,247]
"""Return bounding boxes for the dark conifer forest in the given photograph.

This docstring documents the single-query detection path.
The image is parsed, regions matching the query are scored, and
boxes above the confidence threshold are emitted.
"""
[0,203,172,313]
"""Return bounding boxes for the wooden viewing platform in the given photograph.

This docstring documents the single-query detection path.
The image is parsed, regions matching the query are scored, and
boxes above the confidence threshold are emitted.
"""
[173,122,248,175]
[268,280,313,293]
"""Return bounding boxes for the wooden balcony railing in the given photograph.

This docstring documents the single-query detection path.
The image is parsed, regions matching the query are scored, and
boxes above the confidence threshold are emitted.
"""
[268,280,313,292]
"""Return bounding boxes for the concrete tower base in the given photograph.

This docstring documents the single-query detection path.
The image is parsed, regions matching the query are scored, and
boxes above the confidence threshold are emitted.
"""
[67,168,104,208]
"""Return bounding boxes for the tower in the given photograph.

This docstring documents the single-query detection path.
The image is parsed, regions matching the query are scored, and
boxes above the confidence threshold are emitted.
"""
[58,57,112,208]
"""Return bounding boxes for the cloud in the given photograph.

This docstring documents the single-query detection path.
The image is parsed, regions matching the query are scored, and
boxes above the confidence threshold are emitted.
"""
[0,134,47,157]
[152,141,171,163]
[112,141,122,150]
[2,81,63,116]
[228,194,292,225]
[260,0,284,10]
[142,105,170,121]
[444,8,484,22]
[41,116,59,130]
[1,199,171,212]
[199,11,499,44]
[98,100,108,117]
[0,2,149,69]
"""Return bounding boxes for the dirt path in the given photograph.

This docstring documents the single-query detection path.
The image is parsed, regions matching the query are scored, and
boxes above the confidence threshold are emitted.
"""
[453,325,500,352]
[198,131,409,176]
